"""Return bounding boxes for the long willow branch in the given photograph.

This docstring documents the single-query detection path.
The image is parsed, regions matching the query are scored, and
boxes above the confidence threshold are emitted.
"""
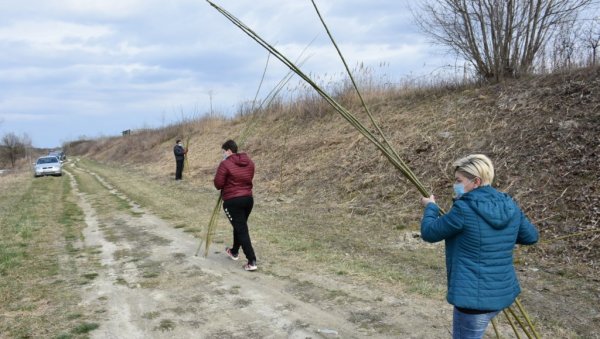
[310,0,430,197]
[206,0,431,198]
[515,298,541,339]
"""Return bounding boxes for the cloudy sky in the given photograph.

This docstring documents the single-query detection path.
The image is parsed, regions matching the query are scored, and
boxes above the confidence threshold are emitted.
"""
[0,0,459,148]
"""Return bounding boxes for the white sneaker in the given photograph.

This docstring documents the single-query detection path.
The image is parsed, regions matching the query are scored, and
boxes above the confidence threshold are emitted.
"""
[243,262,257,271]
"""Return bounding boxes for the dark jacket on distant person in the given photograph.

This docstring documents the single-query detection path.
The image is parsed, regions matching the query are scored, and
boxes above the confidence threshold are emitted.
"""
[214,153,254,201]
[421,185,539,311]
[174,144,186,160]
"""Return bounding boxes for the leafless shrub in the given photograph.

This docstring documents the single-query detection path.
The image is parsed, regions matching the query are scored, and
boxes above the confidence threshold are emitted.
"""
[414,0,593,81]
[1,132,31,168]
[580,18,600,66]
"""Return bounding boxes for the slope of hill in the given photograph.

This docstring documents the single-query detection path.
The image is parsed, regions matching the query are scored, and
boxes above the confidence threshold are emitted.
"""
[69,67,599,277]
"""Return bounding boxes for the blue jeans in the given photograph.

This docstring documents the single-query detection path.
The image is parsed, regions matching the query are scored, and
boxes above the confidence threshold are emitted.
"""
[453,307,500,339]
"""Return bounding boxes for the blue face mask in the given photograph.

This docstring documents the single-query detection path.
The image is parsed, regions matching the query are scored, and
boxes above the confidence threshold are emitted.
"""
[453,183,466,198]
[454,178,477,198]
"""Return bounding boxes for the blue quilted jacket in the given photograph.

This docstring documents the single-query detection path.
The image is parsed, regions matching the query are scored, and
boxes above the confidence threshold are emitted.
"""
[421,185,538,311]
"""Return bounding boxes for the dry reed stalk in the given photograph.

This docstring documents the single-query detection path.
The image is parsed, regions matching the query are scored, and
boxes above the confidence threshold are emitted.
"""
[491,318,501,338]
[507,307,534,339]
[503,309,522,339]
[310,0,401,165]
[515,298,541,339]
[184,134,191,173]
[195,196,223,256]
[542,229,600,243]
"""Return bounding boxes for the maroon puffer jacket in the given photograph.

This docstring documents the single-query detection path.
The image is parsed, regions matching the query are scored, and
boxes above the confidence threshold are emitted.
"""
[213,153,255,201]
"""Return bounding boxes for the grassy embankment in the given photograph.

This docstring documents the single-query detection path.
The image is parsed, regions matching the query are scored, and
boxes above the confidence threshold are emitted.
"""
[67,66,599,337]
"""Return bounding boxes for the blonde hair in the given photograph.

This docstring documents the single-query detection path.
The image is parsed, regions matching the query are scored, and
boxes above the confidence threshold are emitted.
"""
[453,154,495,185]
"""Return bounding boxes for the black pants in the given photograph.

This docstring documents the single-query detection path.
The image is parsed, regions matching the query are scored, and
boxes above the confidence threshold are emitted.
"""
[175,159,184,180]
[223,196,256,263]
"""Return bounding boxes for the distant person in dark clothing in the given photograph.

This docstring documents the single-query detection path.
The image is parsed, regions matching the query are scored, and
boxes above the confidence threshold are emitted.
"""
[173,139,187,180]
[213,139,257,271]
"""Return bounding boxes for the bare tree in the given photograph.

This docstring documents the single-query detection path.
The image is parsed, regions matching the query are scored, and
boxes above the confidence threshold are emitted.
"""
[415,0,592,81]
[581,18,600,65]
[1,132,29,168]
[552,15,582,71]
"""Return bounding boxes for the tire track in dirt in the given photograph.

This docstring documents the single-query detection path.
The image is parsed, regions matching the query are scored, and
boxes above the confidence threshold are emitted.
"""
[65,161,383,338]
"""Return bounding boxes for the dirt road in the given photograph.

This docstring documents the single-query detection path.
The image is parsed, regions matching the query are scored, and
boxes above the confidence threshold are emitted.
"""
[63,160,518,338]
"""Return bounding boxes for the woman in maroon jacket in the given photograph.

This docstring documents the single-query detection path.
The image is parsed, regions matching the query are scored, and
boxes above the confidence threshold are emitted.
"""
[213,139,257,271]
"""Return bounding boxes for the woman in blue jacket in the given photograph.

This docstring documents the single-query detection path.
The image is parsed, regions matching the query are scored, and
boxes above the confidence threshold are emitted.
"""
[420,154,538,339]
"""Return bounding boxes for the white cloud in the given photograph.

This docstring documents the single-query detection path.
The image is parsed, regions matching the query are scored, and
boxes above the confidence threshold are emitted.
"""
[0,0,452,147]
[0,20,112,44]
[0,113,55,122]
[57,0,147,17]
[0,0,149,20]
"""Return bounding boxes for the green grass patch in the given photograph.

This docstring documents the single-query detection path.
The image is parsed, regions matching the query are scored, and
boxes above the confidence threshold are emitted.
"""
[0,247,26,274]
[72,322,100,334]
[142,272,160,278]
[115,277,128,285]
[0,172,97,337]
[130,210,145,217]
[155,319,176,332]
[82,272,99,280]
[66,313,83,320]
[142,311,161,320]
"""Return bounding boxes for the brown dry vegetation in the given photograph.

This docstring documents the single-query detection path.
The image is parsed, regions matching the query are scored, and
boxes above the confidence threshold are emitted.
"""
[67,67,599,335]
[69,67,599,273]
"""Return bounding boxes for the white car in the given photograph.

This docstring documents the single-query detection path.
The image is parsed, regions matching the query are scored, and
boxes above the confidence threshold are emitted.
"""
[34,156,62,177]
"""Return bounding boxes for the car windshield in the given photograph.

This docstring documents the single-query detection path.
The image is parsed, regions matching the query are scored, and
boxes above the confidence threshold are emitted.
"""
[37,157,59,164]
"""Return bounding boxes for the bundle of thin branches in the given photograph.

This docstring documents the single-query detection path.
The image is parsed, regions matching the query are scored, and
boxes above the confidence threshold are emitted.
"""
[196,196,223,257]
[206,1,540,337]
[206,0,429,199]
[184,134,191,173]
[499,298,541,339]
